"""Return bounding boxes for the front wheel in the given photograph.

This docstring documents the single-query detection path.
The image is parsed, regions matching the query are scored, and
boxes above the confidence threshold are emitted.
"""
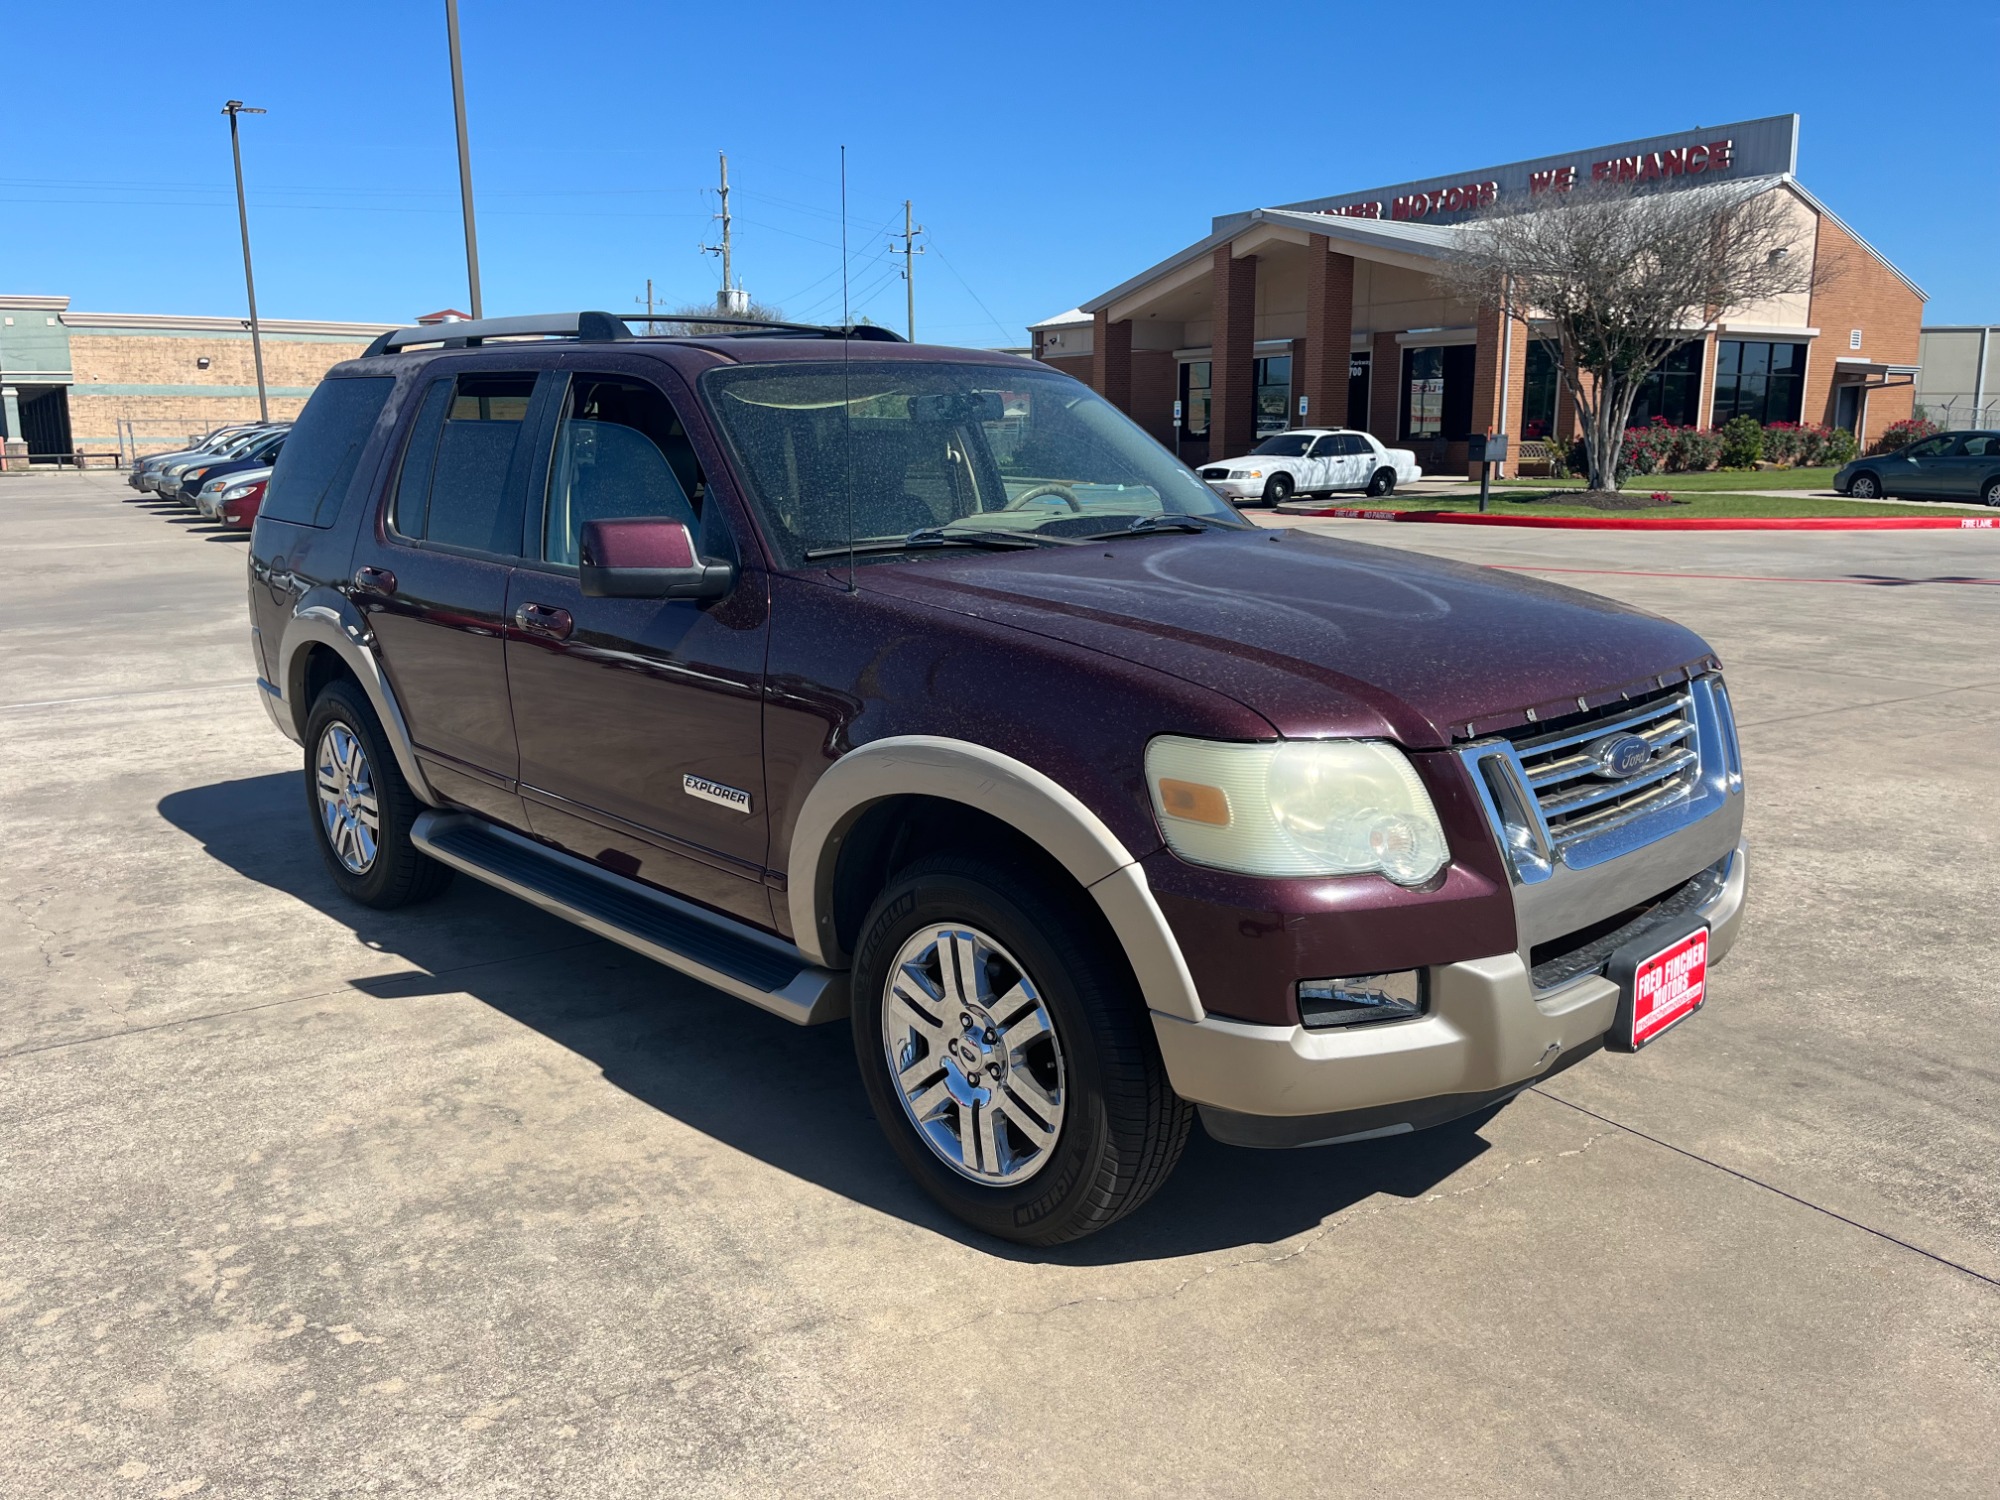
[1982,478,2000,508]
[1847,472,1881,499]
[851,855,1192,1245]
[1261,472,1294,506]
[1366,468,1397,497]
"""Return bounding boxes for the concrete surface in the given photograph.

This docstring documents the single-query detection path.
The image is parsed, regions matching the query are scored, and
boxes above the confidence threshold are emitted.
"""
[3,471,1997,1498]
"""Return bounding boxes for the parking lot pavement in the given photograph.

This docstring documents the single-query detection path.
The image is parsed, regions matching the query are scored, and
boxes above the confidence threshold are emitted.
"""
[4,472,1997,1499]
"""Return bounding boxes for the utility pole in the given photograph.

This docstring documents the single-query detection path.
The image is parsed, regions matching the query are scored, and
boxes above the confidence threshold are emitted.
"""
[890,200,925,342]
[701,152,741,313]
[444,0,483,318]
[221,100,270,423]
[636,276,656,331]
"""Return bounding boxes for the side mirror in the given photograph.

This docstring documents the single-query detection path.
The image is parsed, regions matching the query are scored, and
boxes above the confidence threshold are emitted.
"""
[579,517,735,600]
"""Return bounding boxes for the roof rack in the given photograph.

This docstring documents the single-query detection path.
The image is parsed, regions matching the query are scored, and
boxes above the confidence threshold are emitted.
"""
[361,310,905,358]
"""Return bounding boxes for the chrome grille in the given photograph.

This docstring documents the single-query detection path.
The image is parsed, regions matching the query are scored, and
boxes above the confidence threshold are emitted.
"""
[1459,675,1740,882]
[1199,467,1230,480]
[1508,690,1698,856]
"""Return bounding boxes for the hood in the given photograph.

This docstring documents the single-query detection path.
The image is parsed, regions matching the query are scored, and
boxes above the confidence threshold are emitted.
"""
[853,528,1714,748]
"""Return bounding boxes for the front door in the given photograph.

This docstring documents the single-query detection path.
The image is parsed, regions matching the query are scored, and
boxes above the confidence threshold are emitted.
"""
[1304,434,1343,491]
[1890,434,1955,497]
[504,365,774,928]
[362,367,548,824]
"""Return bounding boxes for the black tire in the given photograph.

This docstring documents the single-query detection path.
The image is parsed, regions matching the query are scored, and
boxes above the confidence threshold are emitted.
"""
[1982,477,2000,508]
[851,854,1193,1246]
[302,678,452,909]
[1366,468,1396,498]
[1262,472,1294,506]
[1847,471,1881,499]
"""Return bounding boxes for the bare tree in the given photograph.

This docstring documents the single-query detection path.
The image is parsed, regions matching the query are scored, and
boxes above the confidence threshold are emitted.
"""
[649,298,790,335]
[1443,180,1823,491]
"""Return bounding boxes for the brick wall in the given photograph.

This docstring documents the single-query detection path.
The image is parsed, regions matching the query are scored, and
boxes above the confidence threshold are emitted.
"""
[1131,349,1178,450]
[1804,215,1923,447]
[65,331,375,452]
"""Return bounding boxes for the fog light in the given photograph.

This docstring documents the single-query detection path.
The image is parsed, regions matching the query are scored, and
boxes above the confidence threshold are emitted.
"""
[1298,971,1424,1028]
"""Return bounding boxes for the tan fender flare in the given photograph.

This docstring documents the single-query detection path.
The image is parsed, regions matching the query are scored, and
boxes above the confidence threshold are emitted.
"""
[785,736,1204,1023]
[277,599,439,806]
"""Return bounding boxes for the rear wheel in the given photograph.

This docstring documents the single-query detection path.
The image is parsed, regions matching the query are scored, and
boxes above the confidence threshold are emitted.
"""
[1847,471,1881,499]
[1261,472,1294,506]
[1982,477,2000,508]
[851,854,1192,1245]
[303,678,452,909]
[1366,468,1397,497]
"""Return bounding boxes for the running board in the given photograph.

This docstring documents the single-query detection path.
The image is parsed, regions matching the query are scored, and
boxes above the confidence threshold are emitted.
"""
[411,811,848,1025]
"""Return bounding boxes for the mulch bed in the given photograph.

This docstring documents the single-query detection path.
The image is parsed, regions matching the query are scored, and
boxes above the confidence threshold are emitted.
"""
[1569,490,1692,510]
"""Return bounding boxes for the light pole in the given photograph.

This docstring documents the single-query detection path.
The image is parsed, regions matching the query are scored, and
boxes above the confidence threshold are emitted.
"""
[221,100,270,423]
[444,0,483,318]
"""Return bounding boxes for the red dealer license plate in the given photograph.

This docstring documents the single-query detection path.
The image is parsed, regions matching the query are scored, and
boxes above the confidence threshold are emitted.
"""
[1620,927,1710,1049]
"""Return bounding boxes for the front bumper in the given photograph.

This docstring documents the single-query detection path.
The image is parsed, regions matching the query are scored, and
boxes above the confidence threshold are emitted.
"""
[1202,477,1264,501]
[1153,839,1747,1146]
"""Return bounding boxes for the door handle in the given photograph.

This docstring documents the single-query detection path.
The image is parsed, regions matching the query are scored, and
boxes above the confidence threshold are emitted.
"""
[352,566,398,596]
[514,602,574,641]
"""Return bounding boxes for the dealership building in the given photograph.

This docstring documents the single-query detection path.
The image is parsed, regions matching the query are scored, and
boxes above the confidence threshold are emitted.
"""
[0,293,396,466]
[1030,115,1924,476]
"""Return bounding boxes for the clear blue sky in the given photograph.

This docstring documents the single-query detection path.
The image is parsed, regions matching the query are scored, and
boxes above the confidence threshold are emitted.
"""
[6,0,1995,340]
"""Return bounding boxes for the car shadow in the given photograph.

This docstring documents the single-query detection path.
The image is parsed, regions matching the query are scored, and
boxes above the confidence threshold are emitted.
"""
[158,772,1496,1265]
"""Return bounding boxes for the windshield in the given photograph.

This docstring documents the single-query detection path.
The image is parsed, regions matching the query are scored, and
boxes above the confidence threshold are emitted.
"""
[1250,433,1315,457]
[701,361,1249,566]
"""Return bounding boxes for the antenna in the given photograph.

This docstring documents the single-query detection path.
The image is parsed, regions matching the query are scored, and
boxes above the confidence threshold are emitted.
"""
[841,145,855,593]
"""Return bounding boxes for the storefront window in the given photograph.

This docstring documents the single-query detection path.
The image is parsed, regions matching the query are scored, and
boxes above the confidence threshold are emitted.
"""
[1254,356,1291,436]
[1522,342,1559,439]
[1403,347,1444,439]
[1712,340,1806,426]
[1179,360,1210,440]
[1628,340,1705,428]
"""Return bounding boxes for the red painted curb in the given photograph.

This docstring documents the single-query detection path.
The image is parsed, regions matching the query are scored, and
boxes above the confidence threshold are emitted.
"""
[1296,507,1999,531]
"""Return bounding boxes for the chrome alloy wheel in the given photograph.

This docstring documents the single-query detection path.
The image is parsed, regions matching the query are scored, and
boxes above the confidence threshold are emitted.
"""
[314,722,380,874]
[880,924,1067,1186]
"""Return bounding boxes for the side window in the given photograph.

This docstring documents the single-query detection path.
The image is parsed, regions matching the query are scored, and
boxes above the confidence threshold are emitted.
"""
[389,372,536,556]
[541,375,702,567]
[259,376,394,528]
[1307,435,1340,458]
[390,378,453,538]
[1341,434,1371,456]
[1906,437,1951,458]
[1965,436,2000,457]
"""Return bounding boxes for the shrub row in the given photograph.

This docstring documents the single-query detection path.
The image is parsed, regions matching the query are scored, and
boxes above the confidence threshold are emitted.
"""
[1868,417,1938,456]
[1555,417,1861,478]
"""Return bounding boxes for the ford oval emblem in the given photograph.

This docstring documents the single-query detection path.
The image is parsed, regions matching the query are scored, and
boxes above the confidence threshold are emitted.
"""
[1589,732,1653,779]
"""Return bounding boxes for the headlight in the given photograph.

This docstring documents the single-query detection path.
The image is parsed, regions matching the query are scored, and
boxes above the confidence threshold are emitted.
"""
[1145,737,1450,885]
[222,480,260,501]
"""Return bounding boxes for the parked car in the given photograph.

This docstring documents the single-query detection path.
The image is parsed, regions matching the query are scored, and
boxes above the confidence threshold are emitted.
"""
[129,425,263,492]
[1199,428,1423,506]
[199,465,271,526]
[142,424,278,495]
[249,311,1746,1245]
[1836,431,2000,506]
[178,425,289,506]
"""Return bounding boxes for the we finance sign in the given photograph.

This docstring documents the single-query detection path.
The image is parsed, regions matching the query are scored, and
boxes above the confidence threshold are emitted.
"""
[1273,114,1799,227]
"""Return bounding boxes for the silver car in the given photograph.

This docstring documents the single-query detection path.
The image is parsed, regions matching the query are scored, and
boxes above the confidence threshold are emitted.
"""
[196,464,272,520]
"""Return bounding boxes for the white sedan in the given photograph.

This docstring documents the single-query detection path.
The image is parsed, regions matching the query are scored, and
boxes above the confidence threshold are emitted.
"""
[1198,428,1422,506]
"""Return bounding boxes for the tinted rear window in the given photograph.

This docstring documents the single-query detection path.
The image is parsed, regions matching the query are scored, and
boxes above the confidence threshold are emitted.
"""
[260,376,395,528]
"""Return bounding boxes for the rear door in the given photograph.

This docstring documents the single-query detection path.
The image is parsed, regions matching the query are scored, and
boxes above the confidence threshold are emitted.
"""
[503,361,775,928]
[358,366,551,825]
[1934,433,2000,499]
[1341,433,1375,488]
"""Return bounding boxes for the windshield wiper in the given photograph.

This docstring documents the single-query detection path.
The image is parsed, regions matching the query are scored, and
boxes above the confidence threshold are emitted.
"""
[803,526,1043,560]
[1082,514,1217,540]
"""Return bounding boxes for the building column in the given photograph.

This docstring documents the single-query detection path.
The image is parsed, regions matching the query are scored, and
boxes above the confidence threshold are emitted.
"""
[0,386,25,471]
[1092,310,1132,414]
[1469,306,1528,477]
[1369,332,1400,440]
[1209,245,1258,459]
[1300,238,1355,430]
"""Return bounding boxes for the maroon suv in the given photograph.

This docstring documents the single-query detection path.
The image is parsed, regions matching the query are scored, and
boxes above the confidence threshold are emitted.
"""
[248,312,1747,1245]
